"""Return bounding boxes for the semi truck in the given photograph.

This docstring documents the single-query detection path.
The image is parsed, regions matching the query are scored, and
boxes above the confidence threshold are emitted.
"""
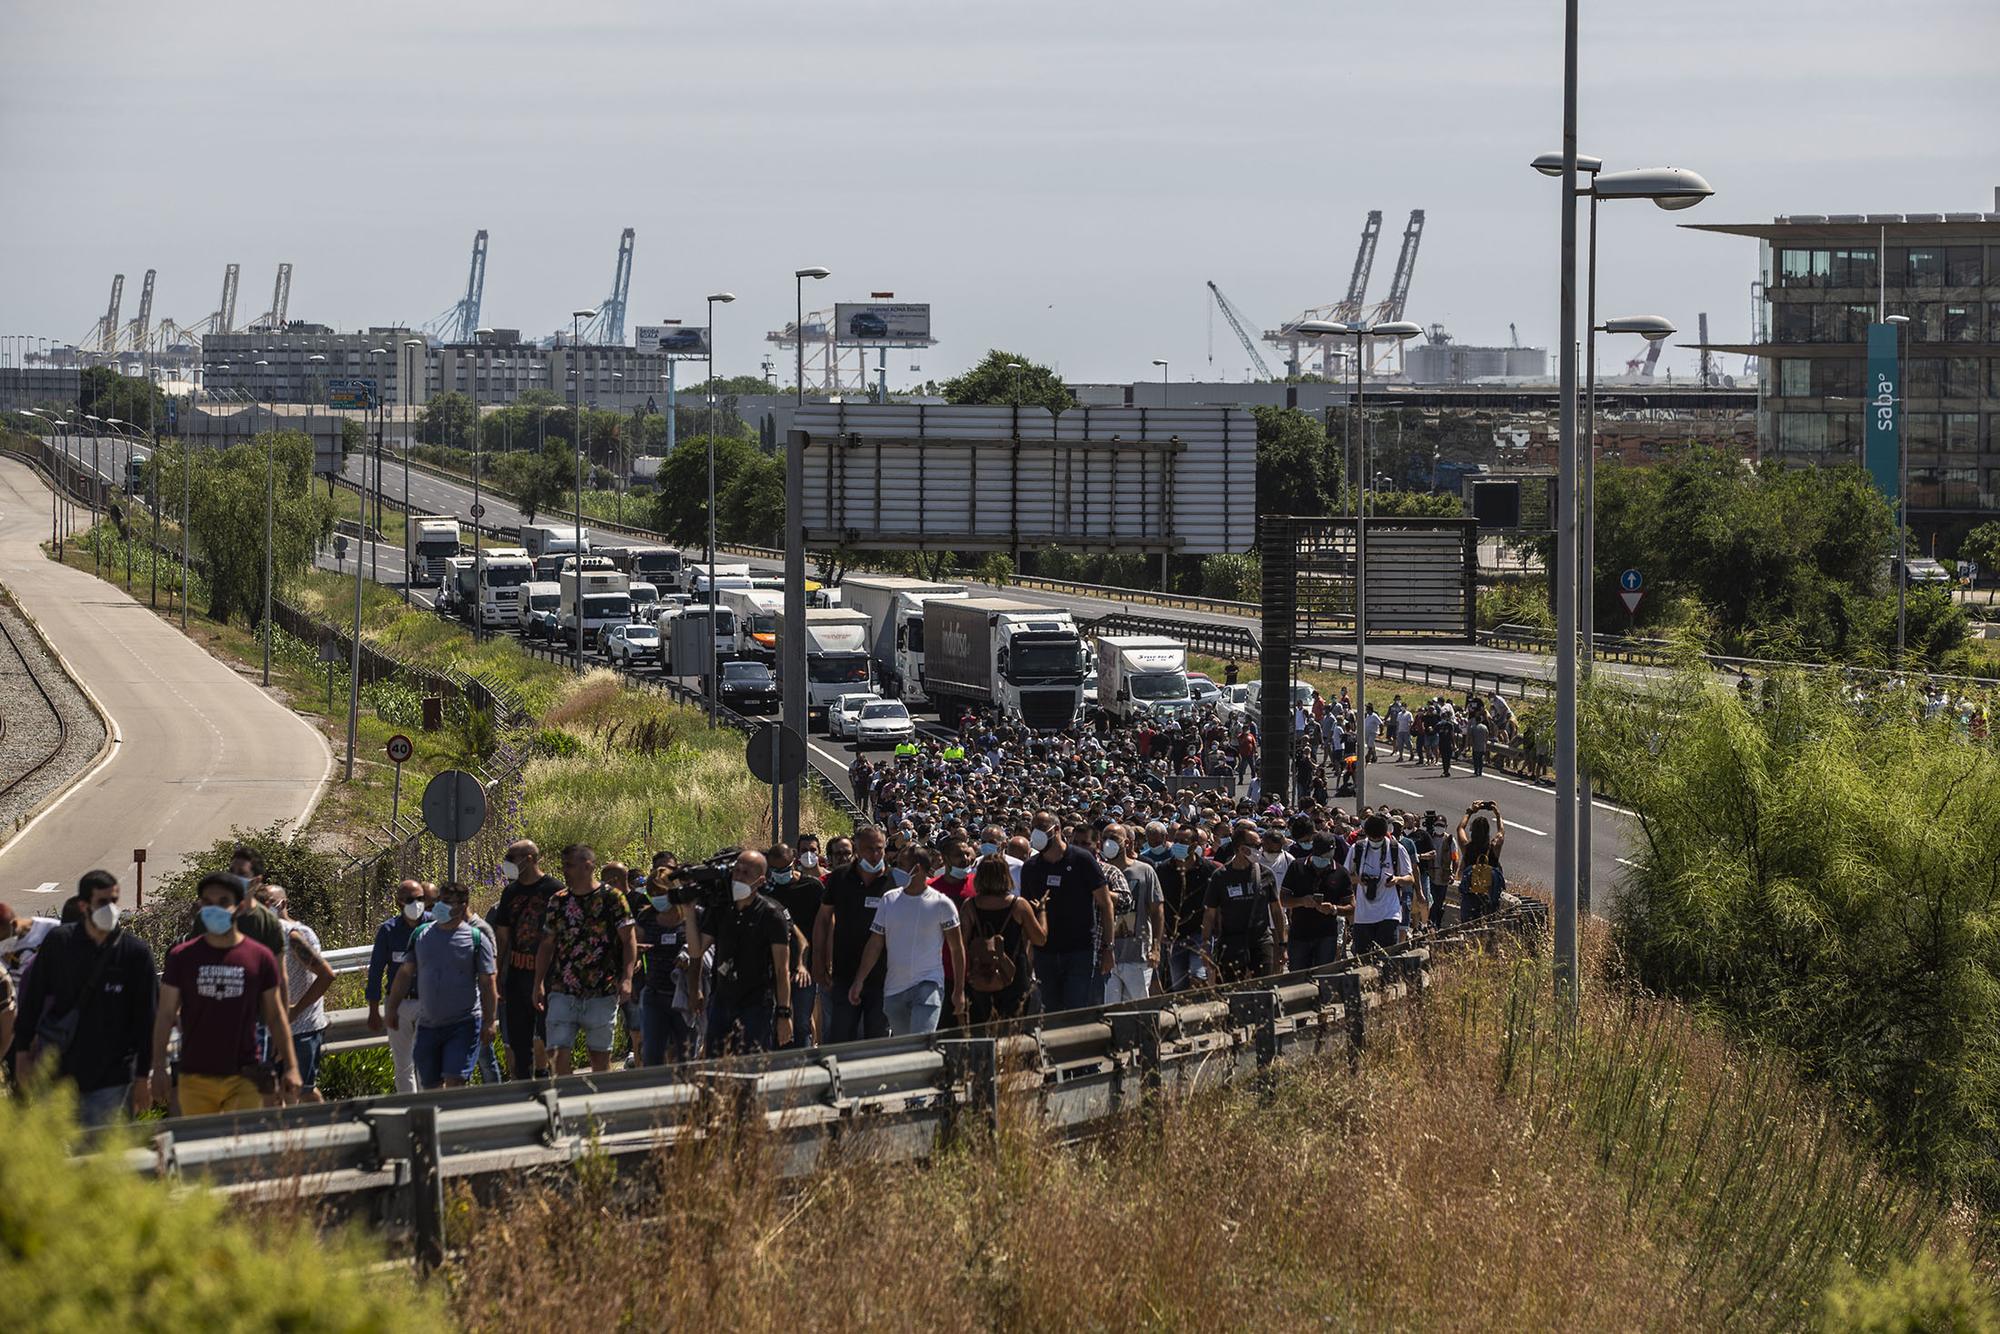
[722,588,784,660]
[597,541,684,587]
[770,608,873,716]
[410,516,462,583]
[559,564,631,647]
[1094,635,1194,724]
[841,575,968,704]
[452,546,536,629]
[517,522,591,561]
[921,597,1087,729]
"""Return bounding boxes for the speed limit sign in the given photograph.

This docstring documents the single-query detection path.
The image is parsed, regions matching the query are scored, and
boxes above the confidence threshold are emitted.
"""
[386,734,414,764]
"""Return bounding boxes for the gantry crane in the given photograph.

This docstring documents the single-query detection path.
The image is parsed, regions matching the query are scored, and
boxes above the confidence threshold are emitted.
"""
[1265,210,1383,377]
[422,230,490,343]
[247,263,293,331]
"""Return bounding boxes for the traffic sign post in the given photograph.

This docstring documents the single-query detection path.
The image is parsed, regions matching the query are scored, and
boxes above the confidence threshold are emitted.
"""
[746,723,806,841]
[386,734,415,836]
[1618,568,1644,619]
[421,769,487,886]
[132,847,146,911]
[469,502,485,520]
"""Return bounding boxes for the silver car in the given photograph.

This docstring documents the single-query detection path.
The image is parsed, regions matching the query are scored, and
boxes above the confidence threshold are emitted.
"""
[830,691,881,740]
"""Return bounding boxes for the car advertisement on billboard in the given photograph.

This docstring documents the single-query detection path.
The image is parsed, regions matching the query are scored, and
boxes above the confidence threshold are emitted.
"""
[834,303,931,345]
[634,325,711,357]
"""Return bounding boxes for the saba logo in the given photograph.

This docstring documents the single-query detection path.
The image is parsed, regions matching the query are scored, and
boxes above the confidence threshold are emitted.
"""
[1873,373,1897,431]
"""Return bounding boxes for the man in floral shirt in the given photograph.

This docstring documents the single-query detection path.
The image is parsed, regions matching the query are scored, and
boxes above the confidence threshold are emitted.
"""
[531,844,636,1075]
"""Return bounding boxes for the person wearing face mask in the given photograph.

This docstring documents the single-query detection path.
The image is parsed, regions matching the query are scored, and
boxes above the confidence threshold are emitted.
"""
[634,860,699,1065]
[813,825,892,1044]
[255,885,335,1105]
[763,843,822,1049]
[387,883,498,1090]
[1100,824,1163,1004]
[533,844,638,1076]
[927,837,981,1026]
[1201,832,1286,984]
[153,872,299,1116]
[364,879,433,1093]
[685,849,794,1054]
[1157,827,1215,992]
[489,839,559,1080]
[1279,834,1352,971]
[848,840,965,1038]
[7,869,158,1126]
[1344,814,1417,956]
[794,834,826,882]
[1019,811,1115,1012]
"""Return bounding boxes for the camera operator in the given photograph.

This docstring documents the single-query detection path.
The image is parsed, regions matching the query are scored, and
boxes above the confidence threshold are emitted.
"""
[1344,814,1416,956]
[685,849,793,1055]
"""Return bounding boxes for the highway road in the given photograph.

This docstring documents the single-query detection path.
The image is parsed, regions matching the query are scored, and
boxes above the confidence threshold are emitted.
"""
[338,452,1639,905]
[0,458,333,906]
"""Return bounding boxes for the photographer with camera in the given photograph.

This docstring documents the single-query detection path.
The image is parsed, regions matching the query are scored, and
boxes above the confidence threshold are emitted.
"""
[1279,832,1350,970]
[1343,814,1416,956]
[1456,802,1507,923]
[685,849,794,1055]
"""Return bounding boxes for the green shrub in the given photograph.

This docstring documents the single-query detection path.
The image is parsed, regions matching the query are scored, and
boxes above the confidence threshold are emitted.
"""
[1819,1250,2000,1332]
[316,1047,396,1103]
[0,1089,444,1331]
[132,822,343,957]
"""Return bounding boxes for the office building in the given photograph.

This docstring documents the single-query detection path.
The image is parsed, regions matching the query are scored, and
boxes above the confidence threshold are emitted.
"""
[202,326,425,406]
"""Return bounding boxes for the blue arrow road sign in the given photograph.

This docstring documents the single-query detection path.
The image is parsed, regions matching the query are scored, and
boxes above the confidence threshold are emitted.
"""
[1619,568,1644,592]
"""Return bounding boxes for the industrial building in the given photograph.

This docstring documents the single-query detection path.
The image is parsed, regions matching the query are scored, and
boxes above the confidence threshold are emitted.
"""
[1687,197,2000,527]
[1403,335,1546,384]
[202,327,424,406]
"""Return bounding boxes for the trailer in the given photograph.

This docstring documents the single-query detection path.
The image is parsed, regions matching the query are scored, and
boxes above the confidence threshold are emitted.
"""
[840,575,968,704]
[922,597,1085,729]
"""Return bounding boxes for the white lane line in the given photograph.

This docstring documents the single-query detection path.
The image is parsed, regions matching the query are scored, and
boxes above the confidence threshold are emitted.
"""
[1501,818,1550,836]
[1615,857,1646,869]
[1380,784,1425,799]
[1472,769,1630,814]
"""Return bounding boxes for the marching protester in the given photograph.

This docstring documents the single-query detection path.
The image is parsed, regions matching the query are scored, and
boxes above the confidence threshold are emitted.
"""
[1345,815,1418,956]
[815,825,892,1043]
[533,844,637,1076]
[257,884,334,1104]
[961,853,1046,1023]
[688,849,794,1054]
[847,851,964,1037]
[152,872,299,1115]
[366,879,433,1093]
[490,840,559,1080]
[387,882,498,1091]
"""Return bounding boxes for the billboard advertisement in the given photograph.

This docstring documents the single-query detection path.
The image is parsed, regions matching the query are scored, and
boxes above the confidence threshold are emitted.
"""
[327,378,378,411]
[634,325,711,357]
[834,302,932,345]
[1865,322,1900,502]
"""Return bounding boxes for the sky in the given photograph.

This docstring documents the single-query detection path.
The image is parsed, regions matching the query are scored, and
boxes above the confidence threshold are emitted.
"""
[3,0,1996,387]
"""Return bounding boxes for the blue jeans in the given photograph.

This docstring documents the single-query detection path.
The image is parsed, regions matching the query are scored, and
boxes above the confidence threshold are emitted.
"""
[785,980,820,1049]
[1035,948,1105,1013]
[1288,934,1342,973]
[414,1016,481,1088]
[1166,936,1209,991]
[640,988,698,1065]
[292,1028,326,1090]
[706,990,777,1055]
[882,979,944,1036]
[825,985,887,1045]
[78,1082,131,1127]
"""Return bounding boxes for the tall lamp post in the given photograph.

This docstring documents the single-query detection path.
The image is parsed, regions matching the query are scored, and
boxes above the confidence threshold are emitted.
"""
[793,267,829,405]
[704,291,736,722]
[253,360,273,684]
[368,348,389,585]
[469,328,495,641]
[1532,155,1712,917]
[569,309,597,674]
[1151,357,1169,388]
[402,338,425,603]
[1295,318,1422,815]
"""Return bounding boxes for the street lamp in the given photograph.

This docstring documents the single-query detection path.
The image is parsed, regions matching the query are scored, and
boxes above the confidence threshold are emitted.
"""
[1152,358,1169,387]
[793,267,829,405]
[402,338,425,602]
[1005,361,1026,405]
[570,309,597,674]
[1294,318,1422,815]
[1886,312,1913,662]
[1532,150,1712,928]
[470,327,495,641]
[703,291,737,722]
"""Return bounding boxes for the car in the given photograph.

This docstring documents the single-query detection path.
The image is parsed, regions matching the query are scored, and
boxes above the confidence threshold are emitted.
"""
[848,310,890,338]
[715,659,780,713]
[656,327,707,354]
[603,621,661,667]
[1187,674,1224,707]
[829,691,881,740]
[1243,679,1314,718]
[853,699,916,750]
[1083,667,1099,708]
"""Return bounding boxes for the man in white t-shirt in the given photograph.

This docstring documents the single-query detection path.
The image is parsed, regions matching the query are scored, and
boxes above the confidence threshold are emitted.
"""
[258,885,335,1105]
[848,875,965,1036]
[1343,814,1416,957]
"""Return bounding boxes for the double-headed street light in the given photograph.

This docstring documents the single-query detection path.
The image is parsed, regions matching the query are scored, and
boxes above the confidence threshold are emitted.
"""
[794,268,830,406]
[1294,318,1423,814]
[1532,137,1713,991]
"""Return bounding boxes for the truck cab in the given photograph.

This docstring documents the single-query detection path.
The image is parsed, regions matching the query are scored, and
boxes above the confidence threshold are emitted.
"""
[410,516,462,583]
[722,588,784,660]
[1095,635,1193,723]
[559,562,631,647]
[922,597,1086,730]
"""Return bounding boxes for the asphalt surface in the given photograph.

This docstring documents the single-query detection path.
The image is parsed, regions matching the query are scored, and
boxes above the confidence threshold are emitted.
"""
[337,452,1640,907]
[0,458,332,904]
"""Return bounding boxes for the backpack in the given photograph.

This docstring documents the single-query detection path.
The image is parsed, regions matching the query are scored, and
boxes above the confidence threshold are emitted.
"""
[1465,856,1494,897]
[965,908,1017,993]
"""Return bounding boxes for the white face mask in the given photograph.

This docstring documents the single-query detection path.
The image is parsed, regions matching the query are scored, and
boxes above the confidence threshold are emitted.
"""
[730,879,755,903]
[799,851,820,869]
[1100,838,1121,860]
[402,899,426,922]
[499,860,520,883]
[1029,829,1050,852]
[91,902,120,932]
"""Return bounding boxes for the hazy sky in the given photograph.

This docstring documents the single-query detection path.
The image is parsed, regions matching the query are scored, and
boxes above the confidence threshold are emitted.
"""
[4,0,1995,386]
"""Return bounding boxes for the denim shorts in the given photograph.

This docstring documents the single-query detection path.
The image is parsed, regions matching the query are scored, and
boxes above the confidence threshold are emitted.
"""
[545,991,619,1052]
[413,1016,480,1088]
[292,1027,326,1089]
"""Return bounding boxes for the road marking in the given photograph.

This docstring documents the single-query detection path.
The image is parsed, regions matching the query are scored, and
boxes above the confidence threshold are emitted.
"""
[1380,784,1425,799]
[1502,818,1549,836]
[1615,856,1646,869]
[1473,768,1630,814]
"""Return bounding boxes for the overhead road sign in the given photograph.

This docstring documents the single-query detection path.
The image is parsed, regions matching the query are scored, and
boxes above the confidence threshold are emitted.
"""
[327,378,378,411]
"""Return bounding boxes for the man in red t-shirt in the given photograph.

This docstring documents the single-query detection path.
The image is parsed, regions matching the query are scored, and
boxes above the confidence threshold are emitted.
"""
[152,872,297,1116]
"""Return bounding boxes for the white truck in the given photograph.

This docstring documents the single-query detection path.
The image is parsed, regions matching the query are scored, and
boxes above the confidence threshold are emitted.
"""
[722,588,784,660]
[449,546,535,628]
[660,604,736,676]
[686,560,752,598]
[559,564,631,648]
[921,597,1087,730]
[409,516,461,583]
[774,607,873,716]
[1094,635,1194,724]
[517,522,591,562]
[598,541,684,587]
[841,575,968,704]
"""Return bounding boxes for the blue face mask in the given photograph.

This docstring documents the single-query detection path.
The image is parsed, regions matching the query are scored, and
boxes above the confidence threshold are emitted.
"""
[860,858,885,875]
[649,893,674,912]
[770,870,793,885]
[1169,843,1190,860]
[1311,855,1331,869]
[978,842,998,856]
[433,902,457,924]
[197,904,235,936]
[891,868,912,888]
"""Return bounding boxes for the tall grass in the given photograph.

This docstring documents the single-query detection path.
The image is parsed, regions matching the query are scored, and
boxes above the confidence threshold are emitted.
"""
[444,936,1982,1331]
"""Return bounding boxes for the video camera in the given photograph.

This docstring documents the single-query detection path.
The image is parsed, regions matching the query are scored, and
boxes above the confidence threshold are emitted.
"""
[666,848,740,913]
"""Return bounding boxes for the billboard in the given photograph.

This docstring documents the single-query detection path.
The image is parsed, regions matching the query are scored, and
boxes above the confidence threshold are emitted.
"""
[834,302,932,345]
[1865,322,1900,502]
[635,325,711,357]
[327,378,377,411]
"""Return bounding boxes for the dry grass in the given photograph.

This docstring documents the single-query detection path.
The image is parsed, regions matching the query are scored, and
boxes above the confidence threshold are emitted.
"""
[442,931,1968,1331]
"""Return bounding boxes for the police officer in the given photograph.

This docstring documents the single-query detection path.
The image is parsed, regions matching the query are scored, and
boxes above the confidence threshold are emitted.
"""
[1200,830,1284,983]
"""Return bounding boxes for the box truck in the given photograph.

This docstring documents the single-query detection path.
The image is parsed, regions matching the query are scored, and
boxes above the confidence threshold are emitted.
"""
[921,597,1086,729]
[841,575,968,704]
[769,607,873,716]
[722,587,785,660]
[660,604,736,676]
[1094,635,1194,723]
[559,564,631,648]
[517,522,591,561]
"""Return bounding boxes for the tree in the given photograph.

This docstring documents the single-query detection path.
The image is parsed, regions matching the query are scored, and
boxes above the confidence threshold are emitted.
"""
[417,391,473,445]
[1367,489,1463,517]
[941,350,1075,412]
[148,435,333,624]
[495,434,579,526]
[339,417,366,466]
[651,436,760,546]
[1956,520,2000,583]
[1251,404,1341,517]
[719,451,786,546]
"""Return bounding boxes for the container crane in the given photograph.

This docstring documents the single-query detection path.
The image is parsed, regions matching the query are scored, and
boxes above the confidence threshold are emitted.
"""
[1205,281,1274,380]
[247,263,293,331]
[1363,209,1425,371]
[1265,209,1382,377]
[422,230,490,343]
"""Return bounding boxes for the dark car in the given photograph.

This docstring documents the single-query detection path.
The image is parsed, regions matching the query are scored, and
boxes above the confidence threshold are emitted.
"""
[715,659,780,713]
[656,327,707,354]
[848,310,890,338]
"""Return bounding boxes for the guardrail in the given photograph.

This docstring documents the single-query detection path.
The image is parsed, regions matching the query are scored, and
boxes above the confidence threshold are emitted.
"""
[108,906,1542,1264]
[1301,643,1546,702]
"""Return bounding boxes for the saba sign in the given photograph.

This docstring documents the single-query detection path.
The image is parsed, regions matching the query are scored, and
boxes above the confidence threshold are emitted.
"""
[1865,322,1900,502]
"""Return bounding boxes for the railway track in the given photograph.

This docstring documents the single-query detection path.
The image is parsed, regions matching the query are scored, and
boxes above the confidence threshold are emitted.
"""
[0,605,71,808]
